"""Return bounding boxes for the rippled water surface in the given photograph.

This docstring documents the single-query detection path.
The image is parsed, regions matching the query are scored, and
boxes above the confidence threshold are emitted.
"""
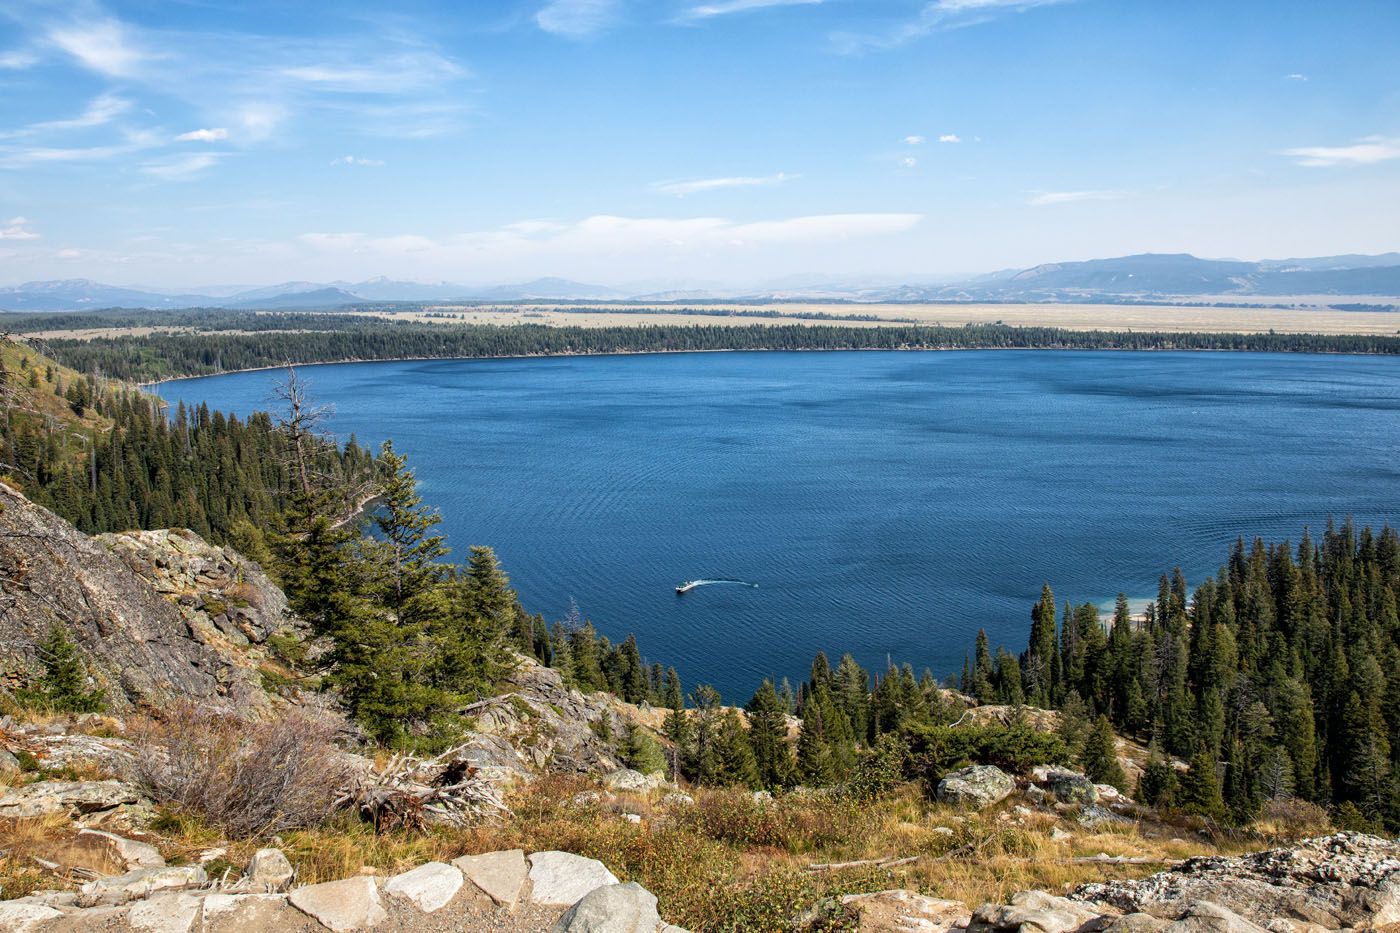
[156,351,1400,700]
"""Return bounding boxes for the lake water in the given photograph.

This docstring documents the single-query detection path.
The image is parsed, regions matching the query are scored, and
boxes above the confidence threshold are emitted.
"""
[155,350,1400,701]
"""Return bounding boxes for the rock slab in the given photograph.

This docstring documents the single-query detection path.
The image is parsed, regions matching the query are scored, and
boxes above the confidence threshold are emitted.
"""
[289,876,388,932]
[529,851,621,907]
[454,849,529,910]
[935,765,1015,809]
[384,861,464,914]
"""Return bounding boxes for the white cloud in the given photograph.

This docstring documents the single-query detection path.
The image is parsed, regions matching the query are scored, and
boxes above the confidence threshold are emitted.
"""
[536,0,620,37]
[833,0,1069,53]
[1284,137,1400,168]
[279,50,465,94]
[0,217,40,240]
[1027,189,1130,206]
[1286,73,1308,81]
[47,17,147,77]
[177,127,229,142]
[330,155,385,167]
[938,133,961,143]
[651,172,794,196]
[140,152,223,180]
[904,135,925,146]
[681,0,822,21]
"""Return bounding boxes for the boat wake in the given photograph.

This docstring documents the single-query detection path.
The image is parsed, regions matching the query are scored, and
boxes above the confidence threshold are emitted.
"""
[676,578,759,594]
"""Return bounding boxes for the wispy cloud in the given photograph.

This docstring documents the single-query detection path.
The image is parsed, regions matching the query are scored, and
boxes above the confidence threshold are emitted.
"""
[1027,189,1130,206]
[680,0,822,22]
[651,171,795,196]
[833,0,1070,53]
[0,49,39,70]
[0,128,161,166]
[47,16,148,77]
[1283,137,1400,168]
[1286,73,1308,81]
[900,156,918,168]
[0,217,40,240]
[905,135,925,146]
[331,155,385,167]
[176,127,228,142]
[141,152,224,180]
[1,94,131,139]
[939,133,961,143]
[536,0,621,37]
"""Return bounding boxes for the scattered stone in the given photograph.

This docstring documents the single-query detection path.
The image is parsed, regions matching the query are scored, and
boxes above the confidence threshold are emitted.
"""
[76,828,165,870]
[198,847,227,864]
[1078,804,1131,828]
[0,747,20,777]
[660,792,694,808]
[554,882,661,933]
[384,861,463,914]
[127,892,202,933]
[454,849,528,910]
[528,851,621,907]
[1050,826,1072,841]
[840,889,971,932]
[0,779,142,820]
[624,813,642,824]
[571,791,604,809]
[1096,783,1127,803]
[245,847,295,892]
[932,826,955,836]
[935,765,1015,809]
[288,875,387,932]
[79,864,207,907]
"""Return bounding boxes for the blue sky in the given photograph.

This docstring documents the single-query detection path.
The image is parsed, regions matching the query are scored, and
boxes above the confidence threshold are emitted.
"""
[0,0,1397,288]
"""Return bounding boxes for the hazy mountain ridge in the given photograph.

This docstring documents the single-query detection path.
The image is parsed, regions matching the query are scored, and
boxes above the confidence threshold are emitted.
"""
[3,252,1399,311]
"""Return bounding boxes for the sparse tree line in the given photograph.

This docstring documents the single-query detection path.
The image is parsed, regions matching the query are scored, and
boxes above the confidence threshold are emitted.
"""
[40,321,1400,383]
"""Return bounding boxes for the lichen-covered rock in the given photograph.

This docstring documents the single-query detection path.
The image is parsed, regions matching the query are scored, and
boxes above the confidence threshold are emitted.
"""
[78,864,207,907]
[0,779,143,820]
[1074,833,1400,930]
[1039,768,1098,805]
[969,890,1108,933]
[0,901,63,932]
[936,765,1015,809]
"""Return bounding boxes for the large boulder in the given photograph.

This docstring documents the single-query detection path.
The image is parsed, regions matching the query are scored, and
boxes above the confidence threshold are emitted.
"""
[244,848,296,892]
[79,864,207,907]
[1039,768,1099,805]
[75,828,166,870]
[936,765,1015,809]
[553,882,661,933]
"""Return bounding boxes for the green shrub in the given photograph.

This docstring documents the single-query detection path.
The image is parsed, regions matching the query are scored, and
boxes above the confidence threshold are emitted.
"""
[904,722,1069,789]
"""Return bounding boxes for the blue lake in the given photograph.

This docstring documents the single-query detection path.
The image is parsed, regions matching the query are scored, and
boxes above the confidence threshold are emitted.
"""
[155,350,1400,701]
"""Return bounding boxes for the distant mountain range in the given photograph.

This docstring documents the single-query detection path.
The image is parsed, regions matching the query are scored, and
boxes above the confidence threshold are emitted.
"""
[3,253,1399,312]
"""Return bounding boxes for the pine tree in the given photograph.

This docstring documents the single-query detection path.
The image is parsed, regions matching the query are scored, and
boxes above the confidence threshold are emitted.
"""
[28,623,105,712]
[369,440,448,619]
[1179,748,1226,820]
[747,679,794,788]
[1026,584,1058,707]
[1081,715,1127,792]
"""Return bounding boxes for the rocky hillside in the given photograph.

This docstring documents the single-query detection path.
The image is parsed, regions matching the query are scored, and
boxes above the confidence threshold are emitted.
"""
[0,482,298,714]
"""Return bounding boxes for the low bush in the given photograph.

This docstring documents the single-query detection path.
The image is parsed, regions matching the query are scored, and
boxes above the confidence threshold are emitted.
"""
[129,703,350,837]
[904,722,1070,787]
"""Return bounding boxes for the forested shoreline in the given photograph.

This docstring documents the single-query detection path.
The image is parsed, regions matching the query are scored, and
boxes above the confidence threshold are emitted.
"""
[37,320,1400,382]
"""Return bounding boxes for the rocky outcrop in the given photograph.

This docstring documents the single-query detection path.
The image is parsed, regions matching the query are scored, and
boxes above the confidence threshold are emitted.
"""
[1073,832,1400,930]
[935,764,1015,809]
[0,482,293,712]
